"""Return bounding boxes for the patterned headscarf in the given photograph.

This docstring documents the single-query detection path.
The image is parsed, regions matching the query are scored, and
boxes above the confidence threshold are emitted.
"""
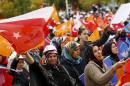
[62,41,82,64]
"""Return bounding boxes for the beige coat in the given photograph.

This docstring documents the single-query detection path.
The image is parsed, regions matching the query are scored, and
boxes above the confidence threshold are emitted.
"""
[84,61,115,86]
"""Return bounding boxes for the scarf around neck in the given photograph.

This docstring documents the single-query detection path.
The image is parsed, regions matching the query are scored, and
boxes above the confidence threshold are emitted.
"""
[62,47,82,64]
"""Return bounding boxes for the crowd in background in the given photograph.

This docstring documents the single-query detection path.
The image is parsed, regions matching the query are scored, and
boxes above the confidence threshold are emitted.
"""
[1,3,130,86]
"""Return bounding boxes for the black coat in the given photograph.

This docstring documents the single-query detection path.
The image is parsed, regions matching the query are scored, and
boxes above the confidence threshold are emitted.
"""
[29,61,57,86]
[10,58,29,86]
[11,69,29,86]
[43,64,75,86]
[60,56,86,86]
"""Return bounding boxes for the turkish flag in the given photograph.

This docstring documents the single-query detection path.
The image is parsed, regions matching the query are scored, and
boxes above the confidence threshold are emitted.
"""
[112,23,124,31]
[0,6,54,38]
[0,18,45,53]
[81,19,98,32]
[0,68,13,86]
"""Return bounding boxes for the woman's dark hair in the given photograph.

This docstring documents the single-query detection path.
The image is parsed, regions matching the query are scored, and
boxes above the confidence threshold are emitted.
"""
[10,58,20,70]
[85,44,96,61]
[87,44,103,67]
[10,58,24,70]
[102,41,116,56]
[78,28,86,35]
[124,21,129,26]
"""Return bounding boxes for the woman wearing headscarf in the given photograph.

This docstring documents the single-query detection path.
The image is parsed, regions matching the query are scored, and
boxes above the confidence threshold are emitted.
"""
[102,41,121,86]
[60,41,86,86]
[10,56,30,86]
[84,45,125,86]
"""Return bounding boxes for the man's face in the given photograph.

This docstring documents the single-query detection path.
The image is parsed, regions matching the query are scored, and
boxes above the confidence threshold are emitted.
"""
[79,30,89,41]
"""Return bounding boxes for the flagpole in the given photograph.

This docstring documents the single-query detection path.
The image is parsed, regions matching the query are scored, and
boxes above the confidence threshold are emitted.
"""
[65,0,69,17]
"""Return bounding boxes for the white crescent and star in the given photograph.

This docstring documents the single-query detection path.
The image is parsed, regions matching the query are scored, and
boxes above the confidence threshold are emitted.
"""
[0,29,21,40]
[13,32,21,40]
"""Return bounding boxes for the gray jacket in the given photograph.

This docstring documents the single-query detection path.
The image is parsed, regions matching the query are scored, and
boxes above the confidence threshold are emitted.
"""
[84,61,115,86]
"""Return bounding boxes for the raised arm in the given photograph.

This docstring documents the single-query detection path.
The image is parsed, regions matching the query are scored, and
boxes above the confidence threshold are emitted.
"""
[92,25,115,46]
[22,52,34,64]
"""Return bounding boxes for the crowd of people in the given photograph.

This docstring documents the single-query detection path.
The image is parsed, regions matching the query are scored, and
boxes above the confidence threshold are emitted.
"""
[0,3,130,86]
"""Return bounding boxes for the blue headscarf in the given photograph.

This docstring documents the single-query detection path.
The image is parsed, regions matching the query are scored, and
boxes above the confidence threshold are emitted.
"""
[62,41,82,64]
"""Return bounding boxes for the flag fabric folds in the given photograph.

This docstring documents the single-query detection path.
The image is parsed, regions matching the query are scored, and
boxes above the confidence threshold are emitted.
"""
[0,35,14,57]
[0,6,54,23]
[54,20,72,37]
[117,39,129,60]
[112,23,124,31]
[0,6,55,53]
[0,68,13,86]
[116,59,130,86]
[0,19,45,53]
[88,29,100,42]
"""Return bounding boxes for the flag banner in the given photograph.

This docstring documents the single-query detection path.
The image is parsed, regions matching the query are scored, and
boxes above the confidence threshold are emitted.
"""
[0,6,54,23]
[0,35,14,57]
[111,3,130,24]
[124,23,130,33]
[71,18,82,37]
[117,39,129,60]
[0,18,45,53]
[0,67,13,86]
[50,4,60,24]
[0,6,55,37]
[0,6,55,53]
[112,23,124,31]
[88,29,100,42]
[116,59,130,86]
[80,19,98,32]
[54,20,72,37]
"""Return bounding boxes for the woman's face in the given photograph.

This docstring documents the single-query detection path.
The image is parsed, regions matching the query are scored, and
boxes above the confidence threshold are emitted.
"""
[111,43,118,54]
[93,46,103,61]
[72,46,80,59]
[47,53,58,65]
[16,59,25,70]
[79,30,89,42]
